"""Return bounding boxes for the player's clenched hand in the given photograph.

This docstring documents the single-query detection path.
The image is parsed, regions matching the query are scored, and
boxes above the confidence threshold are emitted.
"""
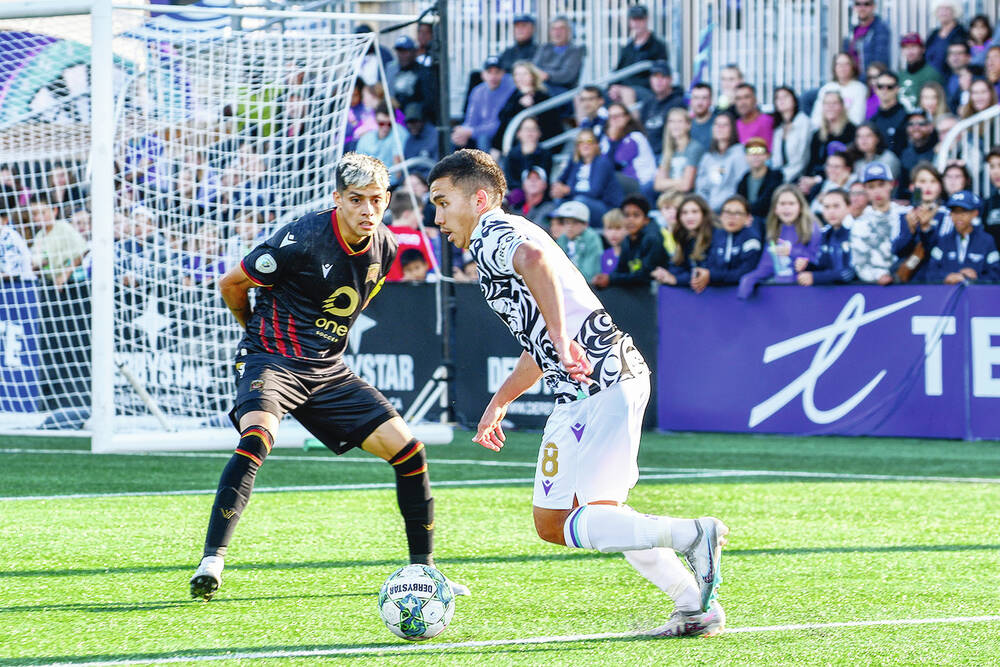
[474,401,508,452]
[556,339,593,385]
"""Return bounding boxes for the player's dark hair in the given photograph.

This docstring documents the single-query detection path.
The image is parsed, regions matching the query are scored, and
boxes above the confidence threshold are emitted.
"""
[428,149,506,200]
[336,152,390,194]
[400,247,426,266]
[621,194,650,215]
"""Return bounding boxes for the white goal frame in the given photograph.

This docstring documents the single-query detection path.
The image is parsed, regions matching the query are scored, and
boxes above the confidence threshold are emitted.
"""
[0,0,448,452]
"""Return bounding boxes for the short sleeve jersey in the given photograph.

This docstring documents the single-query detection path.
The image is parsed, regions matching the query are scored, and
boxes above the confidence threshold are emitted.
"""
[239,208,397,361]
[470,208,648,404]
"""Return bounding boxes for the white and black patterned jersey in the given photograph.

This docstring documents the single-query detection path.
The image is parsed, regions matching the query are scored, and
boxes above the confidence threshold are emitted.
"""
[470,208,648,404]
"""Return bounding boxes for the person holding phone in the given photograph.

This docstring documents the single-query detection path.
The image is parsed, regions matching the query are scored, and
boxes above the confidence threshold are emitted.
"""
[892,162,948,282]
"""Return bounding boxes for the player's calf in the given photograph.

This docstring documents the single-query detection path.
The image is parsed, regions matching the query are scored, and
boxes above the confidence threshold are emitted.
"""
[389,438,434,565]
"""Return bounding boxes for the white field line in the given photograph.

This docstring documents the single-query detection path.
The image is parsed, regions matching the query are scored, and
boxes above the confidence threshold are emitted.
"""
[3,448,999,485]
[28,615,1000,667]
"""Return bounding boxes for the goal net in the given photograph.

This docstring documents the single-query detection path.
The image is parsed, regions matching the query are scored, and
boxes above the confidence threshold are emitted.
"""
[0,4,375,449]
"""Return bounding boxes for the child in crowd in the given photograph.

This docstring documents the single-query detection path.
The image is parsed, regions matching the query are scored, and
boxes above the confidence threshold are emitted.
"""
[702,195,763,289]
[654,190,682,258]
[927,191,1000,283]
[738,185,821,298]
[797,189,856,285]
[651,194,714,289]
[600,208,626,275]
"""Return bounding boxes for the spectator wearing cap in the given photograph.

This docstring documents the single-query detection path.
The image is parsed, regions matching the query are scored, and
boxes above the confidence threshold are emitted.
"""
[898,110,939,192]
[842,0,891,77]
[553,201,604,281]
[612,4,668,103]
[899,33,945,109]
[851,161,906,284]
[592,194,666,288]
[451,56,515,151]
[511,166,557,227]
[639,60,686,159]
[386,35,438,122]
[771,86,813,183]
[737,137,783,221]
[551,128,624,226]
[734,84,775,151]
[532,16,586,96]
[925,1,968,79]
[811,53,870,129]
[493,61,562,152]
[502,116,553,191]
[499,14,538,72]
[803,90,857,180]
[402,102,438,173]
[928,190,999,283]
[871,71,909,156]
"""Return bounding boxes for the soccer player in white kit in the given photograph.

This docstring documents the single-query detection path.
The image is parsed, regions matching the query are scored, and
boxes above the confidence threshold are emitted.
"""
[429,150,729,637]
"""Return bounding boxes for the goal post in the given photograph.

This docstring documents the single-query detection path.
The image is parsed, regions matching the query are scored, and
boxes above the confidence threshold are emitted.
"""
[0,1,446,451]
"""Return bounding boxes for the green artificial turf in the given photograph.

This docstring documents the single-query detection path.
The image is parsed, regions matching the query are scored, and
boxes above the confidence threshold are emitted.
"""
[1,430,998,665]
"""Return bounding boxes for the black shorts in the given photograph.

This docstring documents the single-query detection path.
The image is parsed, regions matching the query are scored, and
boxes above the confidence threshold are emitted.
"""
[228,353,399,454]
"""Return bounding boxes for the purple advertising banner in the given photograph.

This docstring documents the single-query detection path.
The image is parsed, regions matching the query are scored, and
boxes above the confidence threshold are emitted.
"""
[657,284,1000,440]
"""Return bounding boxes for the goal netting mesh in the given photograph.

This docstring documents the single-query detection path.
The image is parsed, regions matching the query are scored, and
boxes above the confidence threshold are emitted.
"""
[0,9,372,442]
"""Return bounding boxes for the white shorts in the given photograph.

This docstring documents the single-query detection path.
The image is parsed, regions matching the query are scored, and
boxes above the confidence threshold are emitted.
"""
[532,374,650,509]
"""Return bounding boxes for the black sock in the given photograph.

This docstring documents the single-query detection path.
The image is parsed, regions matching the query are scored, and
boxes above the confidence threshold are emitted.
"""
[389,439,434,565]
[203,426,273,559]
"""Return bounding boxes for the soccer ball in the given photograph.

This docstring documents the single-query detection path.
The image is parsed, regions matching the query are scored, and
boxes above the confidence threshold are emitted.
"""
[377,564,455,641]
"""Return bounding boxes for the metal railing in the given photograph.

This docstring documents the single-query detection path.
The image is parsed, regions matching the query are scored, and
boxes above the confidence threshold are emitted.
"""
[500,60,653,156]
[935,105,1000,198]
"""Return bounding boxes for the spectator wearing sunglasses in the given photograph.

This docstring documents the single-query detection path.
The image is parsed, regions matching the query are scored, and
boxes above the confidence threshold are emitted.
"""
[842,0,891,78]
[898,110,939,192]
[871,71,908,156]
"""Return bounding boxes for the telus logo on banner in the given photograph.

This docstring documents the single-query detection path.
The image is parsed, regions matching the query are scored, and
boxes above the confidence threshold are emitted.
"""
[749,293,1000,428]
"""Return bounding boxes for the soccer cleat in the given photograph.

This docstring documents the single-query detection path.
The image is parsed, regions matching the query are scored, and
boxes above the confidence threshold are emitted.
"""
[445,577,471,597]
[647,599,725,638]
[679,517,728,611]
[190,555,224,601]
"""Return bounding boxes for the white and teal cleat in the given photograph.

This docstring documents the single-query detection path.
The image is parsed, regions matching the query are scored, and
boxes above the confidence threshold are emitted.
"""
[190,555,224,601]
[679,517,728,611]
[445,577,471,597]
[647,599,726,638]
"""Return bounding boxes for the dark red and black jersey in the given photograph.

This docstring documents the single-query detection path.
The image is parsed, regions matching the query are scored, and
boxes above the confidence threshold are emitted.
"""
[238,208,397,361]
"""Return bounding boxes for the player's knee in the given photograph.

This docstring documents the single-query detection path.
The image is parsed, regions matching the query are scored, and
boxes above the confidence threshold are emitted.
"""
[533,509,568,546]
[389,439,427,478]
[235,425,274,467]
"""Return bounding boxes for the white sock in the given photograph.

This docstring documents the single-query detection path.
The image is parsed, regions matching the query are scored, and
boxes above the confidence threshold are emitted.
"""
[624,548,702,613]
[563,505,680,553]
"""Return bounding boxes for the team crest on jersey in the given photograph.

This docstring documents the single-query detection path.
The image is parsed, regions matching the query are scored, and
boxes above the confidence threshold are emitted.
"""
[366,263,380,284]
[235,362,246,378]
[255,253,277,274]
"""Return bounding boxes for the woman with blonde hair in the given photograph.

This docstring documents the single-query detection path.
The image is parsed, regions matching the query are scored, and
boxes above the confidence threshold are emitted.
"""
[493,60,561,150]
[810,52,869,127]
[738,185,822,298]
[800,91,856,191]
[959,78,999,119]
[653,107,704,194]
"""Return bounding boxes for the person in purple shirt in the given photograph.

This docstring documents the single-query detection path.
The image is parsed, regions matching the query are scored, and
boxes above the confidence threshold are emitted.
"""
[734,84,774,151]
[842,0,892,78]
[738,185,822,298]
[450,56,516,152]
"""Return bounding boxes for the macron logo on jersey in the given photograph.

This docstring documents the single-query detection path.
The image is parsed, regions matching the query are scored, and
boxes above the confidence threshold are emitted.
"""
[280,233,297,248]
[322,263,333,278]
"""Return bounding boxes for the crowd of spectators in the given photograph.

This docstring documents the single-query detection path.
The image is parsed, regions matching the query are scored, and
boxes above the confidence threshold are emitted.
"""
[478,1,1000,293]
[3,2,1000,307]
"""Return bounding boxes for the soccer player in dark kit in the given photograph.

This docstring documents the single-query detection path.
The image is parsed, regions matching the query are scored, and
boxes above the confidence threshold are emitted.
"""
[190,153,468,600]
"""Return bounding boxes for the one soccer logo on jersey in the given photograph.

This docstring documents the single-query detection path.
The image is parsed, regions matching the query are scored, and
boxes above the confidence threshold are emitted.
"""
[255,253,277,274]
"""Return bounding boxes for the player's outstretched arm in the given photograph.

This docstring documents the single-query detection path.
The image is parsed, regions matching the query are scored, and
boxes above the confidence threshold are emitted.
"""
[474,351,543,452]
[512,243,592,384]
[219,265,255,329]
